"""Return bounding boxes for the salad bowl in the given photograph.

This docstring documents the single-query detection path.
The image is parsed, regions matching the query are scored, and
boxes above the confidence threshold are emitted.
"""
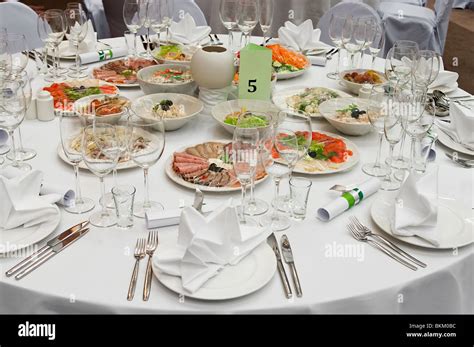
[137,64,197,96]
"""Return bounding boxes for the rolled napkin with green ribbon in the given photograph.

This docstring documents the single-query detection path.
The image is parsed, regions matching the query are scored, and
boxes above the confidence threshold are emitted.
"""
[79,47,128,65]
[317,178,381,222]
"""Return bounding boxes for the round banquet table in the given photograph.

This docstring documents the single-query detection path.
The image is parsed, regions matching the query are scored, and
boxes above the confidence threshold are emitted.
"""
[0,36,473,314]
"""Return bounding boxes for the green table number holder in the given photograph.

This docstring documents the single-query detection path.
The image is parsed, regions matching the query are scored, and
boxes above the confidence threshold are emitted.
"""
[238,43,273,101]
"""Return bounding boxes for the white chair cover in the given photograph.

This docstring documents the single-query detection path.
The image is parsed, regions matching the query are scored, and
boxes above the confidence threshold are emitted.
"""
[84,0,111,39]
[380,0,424,6]
[172,0,208,26]
[453,0,472,8]
[317,1,382,45]
[0,2,43,50]
[379,0,454,55]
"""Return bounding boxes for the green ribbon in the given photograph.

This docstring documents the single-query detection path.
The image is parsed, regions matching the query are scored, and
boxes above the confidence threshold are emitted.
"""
[342,192,356,208]
[342,188,364,209]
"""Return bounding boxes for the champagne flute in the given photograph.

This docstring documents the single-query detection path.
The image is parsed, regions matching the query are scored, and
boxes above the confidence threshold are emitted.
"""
[237,0,259,48]
[66,1,89,71]
[368,24,384,69]
[123,0,146,57]
[128,112,166,218]
[327,14,348,80]
[64,8,88,78]
[219,0,239,50]
[0,31,11,78]
[382,96,403,190]
[259,0,274,46]
[342,17,366,69]
[59,113,95,214]
[357,17,376,68]
[232,127,259,225]
[148,0,165,50]
[5,33,28,79]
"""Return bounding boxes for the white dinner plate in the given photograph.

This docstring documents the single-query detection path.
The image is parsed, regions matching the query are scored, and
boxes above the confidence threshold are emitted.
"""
[436,126,474,156]
[0,206,60,255]
[272,86,351,118]
[165,141,269,192]
[370,196,474,249]
[152,242,276,300]
[274,131,360,175]
[275,65,309,80]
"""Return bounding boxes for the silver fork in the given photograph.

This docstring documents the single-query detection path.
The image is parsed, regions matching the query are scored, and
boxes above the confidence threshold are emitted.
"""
[127,238,146,301]
[348,224,417,271]
[349,216,427,268]
[143,230,159,301]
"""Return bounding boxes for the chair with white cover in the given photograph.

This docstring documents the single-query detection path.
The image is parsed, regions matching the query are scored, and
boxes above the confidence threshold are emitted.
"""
[317,1,382,45]
[379,0,425,6]
[172,0,208,26]
[0,2,43,49]
[379,0,455,55]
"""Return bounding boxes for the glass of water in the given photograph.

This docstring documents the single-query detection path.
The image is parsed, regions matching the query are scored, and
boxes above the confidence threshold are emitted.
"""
[289,177,312,220]
[112,184,136,229]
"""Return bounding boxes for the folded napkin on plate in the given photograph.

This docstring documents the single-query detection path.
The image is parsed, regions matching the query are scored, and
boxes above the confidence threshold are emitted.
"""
[153,199,272,293]
[62,20,96,56]
[429,70,459,91]
[278,19,330,53]
[436,102,474,146]
[0,167,75,207]
[0,169,60,229]
[392,166,439,246]
[0,129,8,146]
[79,47,128,65]
[145,202,220,229]
[170,13,211,45]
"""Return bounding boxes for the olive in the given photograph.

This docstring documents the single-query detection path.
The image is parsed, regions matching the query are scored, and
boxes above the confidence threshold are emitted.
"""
[308,151,317,158]
[161,104,170,111]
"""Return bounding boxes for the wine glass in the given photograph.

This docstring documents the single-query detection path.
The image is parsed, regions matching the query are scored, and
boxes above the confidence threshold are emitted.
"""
[357,17,376,68]
[362,85,391,177]
[342,17,367,69]
[148,0,165,50]
[237,0,259,47]
[161,0,173,43]
[219,0,239,50]
[390,40,419,86]
[327,14,348,80]
[382,96,403,191]
[232,127,259,226]
[59,113,95,214]
[123,0,146,56]
[0,80,30,171]
[5,33,28,78]
[0,31,11,79]
[64,8,88,78]
[414,50,440,89]
[368,24,384,69]
[127,112,166,218]
[259,0,274,46]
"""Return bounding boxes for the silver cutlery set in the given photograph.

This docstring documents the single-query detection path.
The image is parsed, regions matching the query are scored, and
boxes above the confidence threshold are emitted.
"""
[347,216,427,271]
[267,233,302,298]
[5,221,90,280]
[127,230,159,301]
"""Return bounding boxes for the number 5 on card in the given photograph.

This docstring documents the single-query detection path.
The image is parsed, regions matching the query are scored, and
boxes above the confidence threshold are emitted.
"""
[238,43,273,101]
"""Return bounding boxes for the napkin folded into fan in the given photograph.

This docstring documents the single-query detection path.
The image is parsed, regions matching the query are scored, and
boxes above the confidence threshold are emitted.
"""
[436,102,474,146]
[153,199,272,293]
[428,70,459,92]
[62,20,96,56]
[392,167,439,246]
[0,169,64,230]
[170,13,211,45]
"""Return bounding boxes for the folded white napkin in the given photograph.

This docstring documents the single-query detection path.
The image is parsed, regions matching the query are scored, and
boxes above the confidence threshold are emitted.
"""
[429,70,458,91]
[309,55,327,67]
[79,47,128,65]
[62,20,96,56]
[0,169,60,230]
[392,167,439,246]
[170,13,211,45]
[422,133,437,162]
[153,199,272,293]
[436,102,474,146]
[145,203,220,229]
[278,19,330,53]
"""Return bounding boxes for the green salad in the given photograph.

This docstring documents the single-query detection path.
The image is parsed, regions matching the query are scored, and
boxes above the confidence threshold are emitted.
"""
[64,86,101,101]
[224,112,269,128]
[154,44,187,61]
[272,61,301,74]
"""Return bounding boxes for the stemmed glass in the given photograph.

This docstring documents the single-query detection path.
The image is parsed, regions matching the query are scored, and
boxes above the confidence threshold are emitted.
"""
[0,80,30,171]
[219,0,239,50]
[59,113,95,214]
[82,124,120,227]
[128,113,166,218]
[232,127,259,226]
[0,31,11,78]
[259,0,274,45]
[237,0,259,47]
[123,0,146,57]
[327,14,348,80]
[5,33,28,79]
[368,24,384,69]
[148,0,165,50]
[362,85,391,177]
[65,2,88,71]
[64,8,88,78]
[342,17,367,69]
[357,17,376,68]
[414,50,440,89]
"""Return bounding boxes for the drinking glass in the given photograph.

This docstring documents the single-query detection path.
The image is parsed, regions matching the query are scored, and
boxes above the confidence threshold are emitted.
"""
[362,85,391,177]
[128,113,166,218]
[327,14,347,79]
[382,97,403,190]
[123,0,146,56]
[64,8,88,78]
[148,0,165,50]
[232,127,259,225]
[0,80,30,171]
[5,33,28,78]
[259,0,274,45]
[112,184,136,229]
[368,24,384,69]
[342,17,366,69]
[0,32,11,78]
[124,30,136,58]
[219,0,239,50]
[289,177,312,220]
[357,17,376,68]
[390,40,419,87]
[81,124,120,227]
[414,50,440,89]
[237,0,259,47]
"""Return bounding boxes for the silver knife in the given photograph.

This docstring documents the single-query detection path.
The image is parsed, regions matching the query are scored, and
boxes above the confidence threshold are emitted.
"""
[15,227,91,280]
[267,233,292,298]
[5,221,89,277]
[280,234,302,297]
[192,188,204,213]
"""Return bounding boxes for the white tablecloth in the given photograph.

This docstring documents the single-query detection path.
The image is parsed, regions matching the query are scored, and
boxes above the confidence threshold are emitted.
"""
[0,37,473,314]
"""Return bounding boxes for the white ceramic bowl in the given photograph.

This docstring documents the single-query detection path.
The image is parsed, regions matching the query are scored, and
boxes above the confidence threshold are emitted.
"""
[137,64,197,96]
[132,93,203,131]
[318,97,372,136]
[211,99,280,135]
[73,94,130,124]
[338,69,386,95]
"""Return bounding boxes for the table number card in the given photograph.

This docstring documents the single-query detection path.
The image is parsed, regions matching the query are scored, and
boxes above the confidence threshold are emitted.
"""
[238,43,273,101]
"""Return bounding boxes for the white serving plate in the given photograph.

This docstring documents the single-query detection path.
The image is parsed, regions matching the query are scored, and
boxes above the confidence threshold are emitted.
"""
[436,126,474,156]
